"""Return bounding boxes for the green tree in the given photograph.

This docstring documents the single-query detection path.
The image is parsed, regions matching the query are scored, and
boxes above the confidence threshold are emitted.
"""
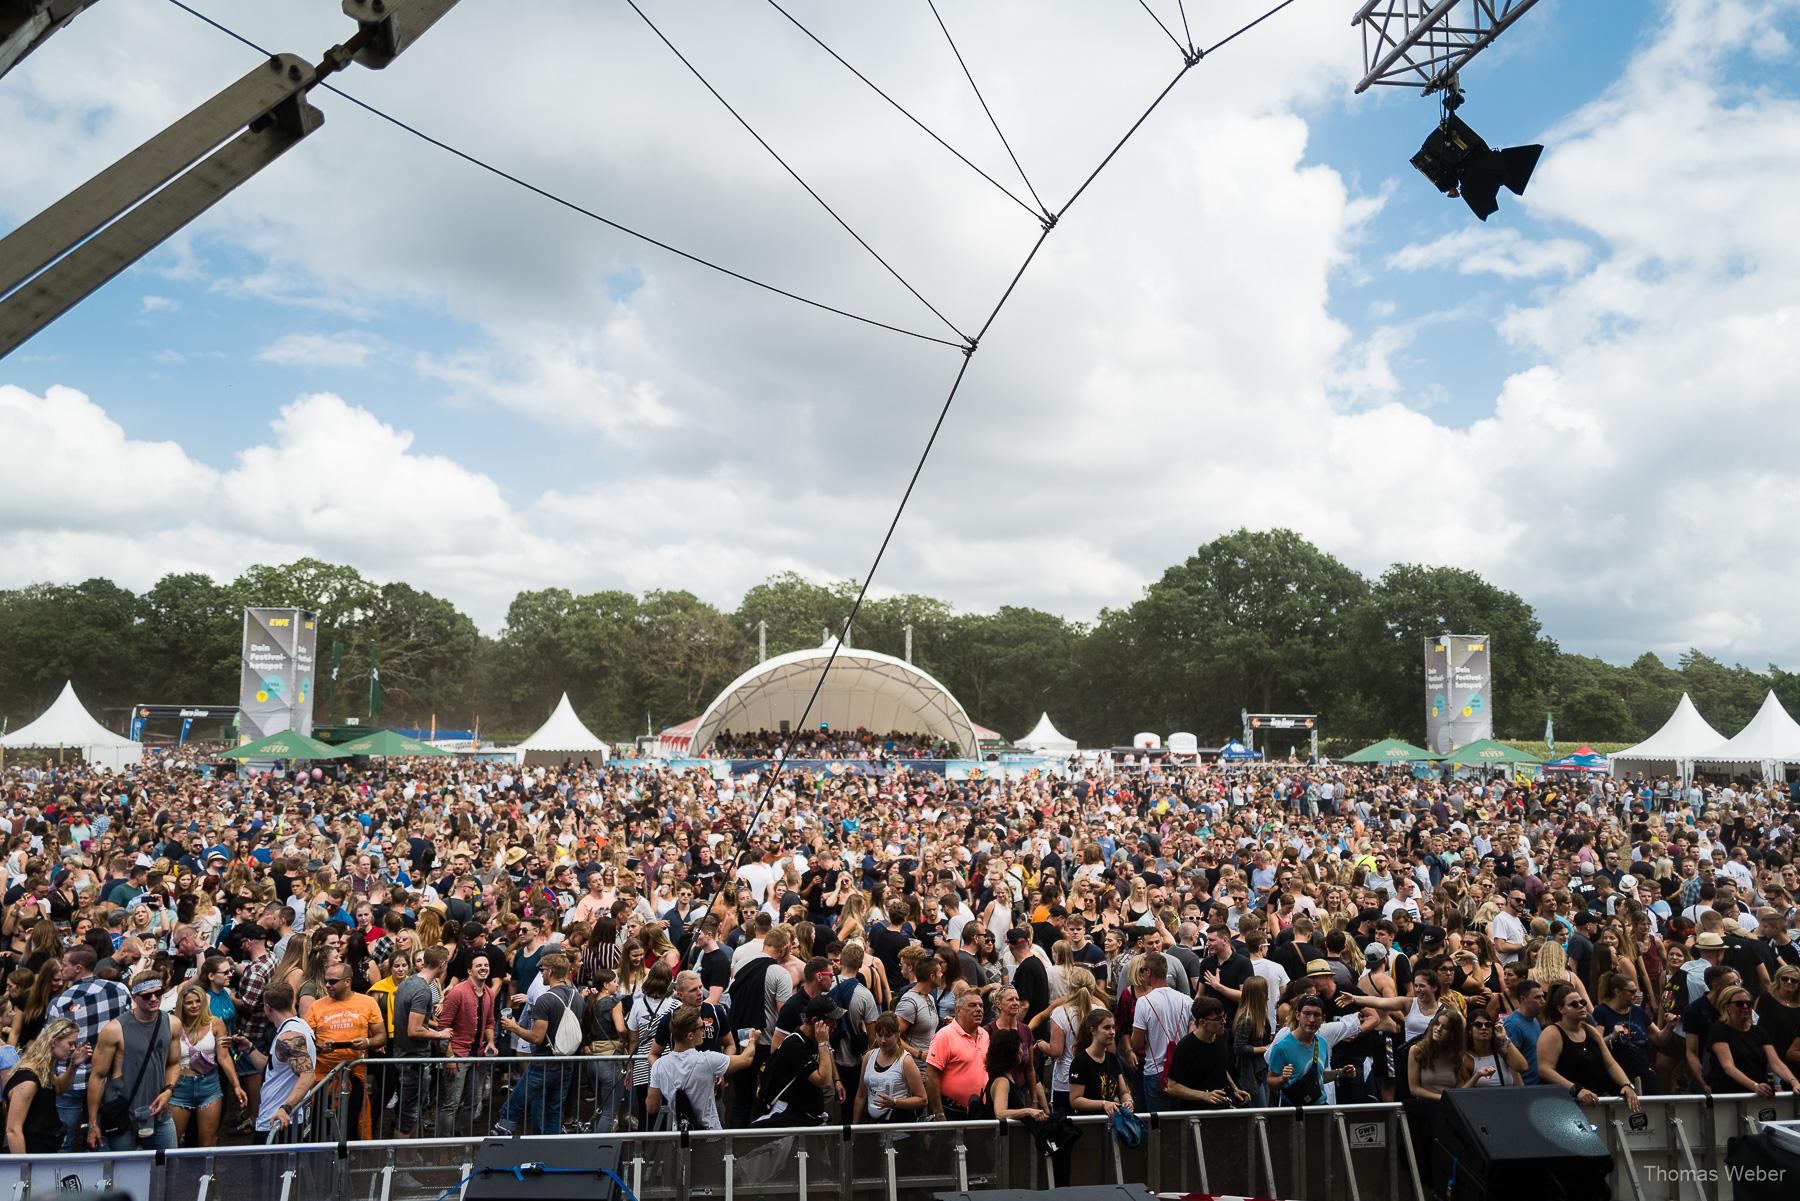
[137,572,242,704]
[934,607,1082,737]
[1556,686,1638,742]
[0,579,144,723]
[1357,564,1560,740]
[734,572,857,657]
[631,590,748,731]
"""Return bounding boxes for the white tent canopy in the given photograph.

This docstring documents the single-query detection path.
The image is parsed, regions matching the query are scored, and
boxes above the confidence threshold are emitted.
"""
[690,640,979,756]
[0,681,143,771]
[516,693,610,764]
[1611,693,1724,780]
[1017,712,1077,755]
[1693,691,1800,781]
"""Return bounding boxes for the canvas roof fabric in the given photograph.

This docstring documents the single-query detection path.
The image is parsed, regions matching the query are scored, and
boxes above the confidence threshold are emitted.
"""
[518,694,611,759]
[1341,738,1440,763]
[1693,691,1800,780]
[223,730,347,760]
[1612,693,1726,772]
[1017,712,1077,755]
[0,681,142,770]
[1441,739,1542,766]
[688,640,979,757]
[334,728,452,757]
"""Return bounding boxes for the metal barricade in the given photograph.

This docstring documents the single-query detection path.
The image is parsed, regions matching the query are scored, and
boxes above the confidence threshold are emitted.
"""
[7,1092,1792,1201]
[273,1053,631,1144]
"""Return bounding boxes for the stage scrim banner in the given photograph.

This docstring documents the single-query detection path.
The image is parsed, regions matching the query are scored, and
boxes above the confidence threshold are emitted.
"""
[239,608,318,742]
[1425,633,1493,755]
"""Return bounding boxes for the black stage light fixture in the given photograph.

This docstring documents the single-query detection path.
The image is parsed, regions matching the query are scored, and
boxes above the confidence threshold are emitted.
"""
[1411,113,1543,221]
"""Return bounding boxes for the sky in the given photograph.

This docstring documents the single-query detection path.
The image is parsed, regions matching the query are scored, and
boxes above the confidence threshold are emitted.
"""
[3,0,1799,667]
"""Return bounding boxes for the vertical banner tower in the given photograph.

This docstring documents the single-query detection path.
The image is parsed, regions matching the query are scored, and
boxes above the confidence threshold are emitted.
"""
[238,608,319,742]
[1425,633,1493,754]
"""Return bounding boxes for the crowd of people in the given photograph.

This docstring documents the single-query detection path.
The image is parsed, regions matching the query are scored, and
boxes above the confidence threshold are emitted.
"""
[706,728,954,761]
[0,744,1797,1164]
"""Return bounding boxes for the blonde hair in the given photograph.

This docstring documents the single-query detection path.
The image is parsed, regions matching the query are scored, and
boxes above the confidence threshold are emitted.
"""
[17,1017,78,1084]
[1530,938,1568,988]
[175,982,213,1041]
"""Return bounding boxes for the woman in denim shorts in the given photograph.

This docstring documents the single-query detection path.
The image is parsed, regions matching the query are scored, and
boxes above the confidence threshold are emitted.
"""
[169,983,247,1146]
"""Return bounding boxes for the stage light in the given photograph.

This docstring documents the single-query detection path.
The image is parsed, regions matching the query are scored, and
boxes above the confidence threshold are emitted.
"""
[1411,113,1542,221]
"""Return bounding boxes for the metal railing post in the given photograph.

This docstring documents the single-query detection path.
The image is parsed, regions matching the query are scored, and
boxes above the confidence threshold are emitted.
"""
[1671,1117,1709,1201]
[1189,1114,1210,1196]
[1394,1107,1427,1201]
[1611,1119,1648,1201]
[456,1158,474,1201]
[954,1136,969,1191]
[796,1147,809,1201]
[884,1142,899,1201]
[1254,1113,1276,1199]
[1333,1110,1362,1201]
[723,1151,735,1201]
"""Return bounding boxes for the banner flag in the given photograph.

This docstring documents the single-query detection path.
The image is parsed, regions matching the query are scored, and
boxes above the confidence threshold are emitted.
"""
[369,645,383,717]
[238,608,318,742]
[1424,634,1494,755]
[1545,712,1555,756]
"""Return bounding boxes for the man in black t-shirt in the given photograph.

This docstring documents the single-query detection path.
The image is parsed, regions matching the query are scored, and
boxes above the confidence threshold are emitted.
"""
[759,996,841,1125]
[685,918,732,1004]
[1198,925,1253,1024]
[1165,996,1246,1108]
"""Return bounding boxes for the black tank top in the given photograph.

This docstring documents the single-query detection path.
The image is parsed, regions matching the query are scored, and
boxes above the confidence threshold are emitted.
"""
[1556,1025,1610,1094]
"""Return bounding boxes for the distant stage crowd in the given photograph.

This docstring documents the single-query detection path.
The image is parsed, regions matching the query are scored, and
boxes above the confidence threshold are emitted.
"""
[706,728,956,760]
[0,744,1797,1162]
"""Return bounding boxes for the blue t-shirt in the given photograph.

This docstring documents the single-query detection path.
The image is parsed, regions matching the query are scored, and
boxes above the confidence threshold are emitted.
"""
[1503,1011,1541,1084]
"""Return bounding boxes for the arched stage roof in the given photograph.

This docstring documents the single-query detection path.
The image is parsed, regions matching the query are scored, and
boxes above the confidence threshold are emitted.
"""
[689,641,980,756]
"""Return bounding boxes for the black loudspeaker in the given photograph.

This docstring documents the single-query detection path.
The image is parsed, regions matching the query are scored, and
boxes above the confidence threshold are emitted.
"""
[1726,1128,1800,1201]
[935,1189,1159,1201]
[1432,1086,1613,1201]
[462,1137,624,1201]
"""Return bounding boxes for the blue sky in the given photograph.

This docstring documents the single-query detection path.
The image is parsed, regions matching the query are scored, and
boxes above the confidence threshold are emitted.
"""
[4,0,1800,668]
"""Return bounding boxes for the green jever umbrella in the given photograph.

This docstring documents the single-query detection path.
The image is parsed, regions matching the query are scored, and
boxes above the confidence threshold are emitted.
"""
[333,728,453,757]
[1440,738,1543,767]
[1340,738,1441,763]
[223,730,348,760]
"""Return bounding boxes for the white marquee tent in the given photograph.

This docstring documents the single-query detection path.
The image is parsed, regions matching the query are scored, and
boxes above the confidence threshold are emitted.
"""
[689,640,979,757]
[1610,693,1724,782]
[1017,712,1077,755]
[0,681,142,770]
[515,693,611,765]
[1693,691,1800,782]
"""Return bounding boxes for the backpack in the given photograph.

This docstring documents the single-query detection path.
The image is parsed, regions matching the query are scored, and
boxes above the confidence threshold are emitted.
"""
[828,978,868,1063]
[543,986,584,1055]
[727,955,777,1038]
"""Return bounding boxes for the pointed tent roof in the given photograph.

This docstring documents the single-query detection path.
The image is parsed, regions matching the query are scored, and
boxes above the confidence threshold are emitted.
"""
[1340,738,1440,763]
[1442,739,1541,766]
[1017,712,1076,754]
[1614,694,1726,764]
[0,682,136,750]
[1694,691,1800,765]
[518,693,611,758]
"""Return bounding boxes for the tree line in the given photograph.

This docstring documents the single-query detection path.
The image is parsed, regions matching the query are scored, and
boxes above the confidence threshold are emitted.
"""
[1,530,1794,750]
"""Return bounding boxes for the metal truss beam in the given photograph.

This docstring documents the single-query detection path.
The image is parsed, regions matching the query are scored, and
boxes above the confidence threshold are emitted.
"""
[1351,0,1543,94]
[0,0,100,80]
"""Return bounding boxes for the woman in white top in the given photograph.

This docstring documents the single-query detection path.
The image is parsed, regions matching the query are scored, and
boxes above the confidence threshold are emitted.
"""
[1461,1010,1528,1087]
[1037,968,1102,1112]
[853,1013,927,1122]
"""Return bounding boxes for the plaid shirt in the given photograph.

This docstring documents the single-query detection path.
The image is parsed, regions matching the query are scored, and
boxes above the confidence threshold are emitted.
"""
[235,949,279,1047]
[49,976,131,1092]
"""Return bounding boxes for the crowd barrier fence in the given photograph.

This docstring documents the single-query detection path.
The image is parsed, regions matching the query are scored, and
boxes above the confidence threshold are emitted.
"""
[0,1090,1794,1201]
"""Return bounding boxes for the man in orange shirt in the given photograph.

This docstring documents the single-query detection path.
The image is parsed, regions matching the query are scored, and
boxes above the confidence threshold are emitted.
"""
[925,991,990,1118]
[306,964,386,1139]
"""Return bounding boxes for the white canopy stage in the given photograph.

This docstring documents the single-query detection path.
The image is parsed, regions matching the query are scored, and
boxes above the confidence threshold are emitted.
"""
[1692,691,1800,782]
[1017,712,1077,755]
[1610,693,1725,782]
[515,692,611,765]
[689,640,979,757]
[0,681,142,770]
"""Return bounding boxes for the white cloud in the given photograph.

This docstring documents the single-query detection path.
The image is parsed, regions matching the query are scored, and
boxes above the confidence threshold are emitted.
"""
[1,0,1798,679]
[139,295,179,313]
[1388,227,1592,279]
[257,332,383,369]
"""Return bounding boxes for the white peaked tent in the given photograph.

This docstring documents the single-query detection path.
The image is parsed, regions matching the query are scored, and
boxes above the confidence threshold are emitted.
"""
[1611,693,1724,782]
[516,693,611,765]
[0,681,142,770]
[1017,712,1077,755]
[1693,691,1800,782]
